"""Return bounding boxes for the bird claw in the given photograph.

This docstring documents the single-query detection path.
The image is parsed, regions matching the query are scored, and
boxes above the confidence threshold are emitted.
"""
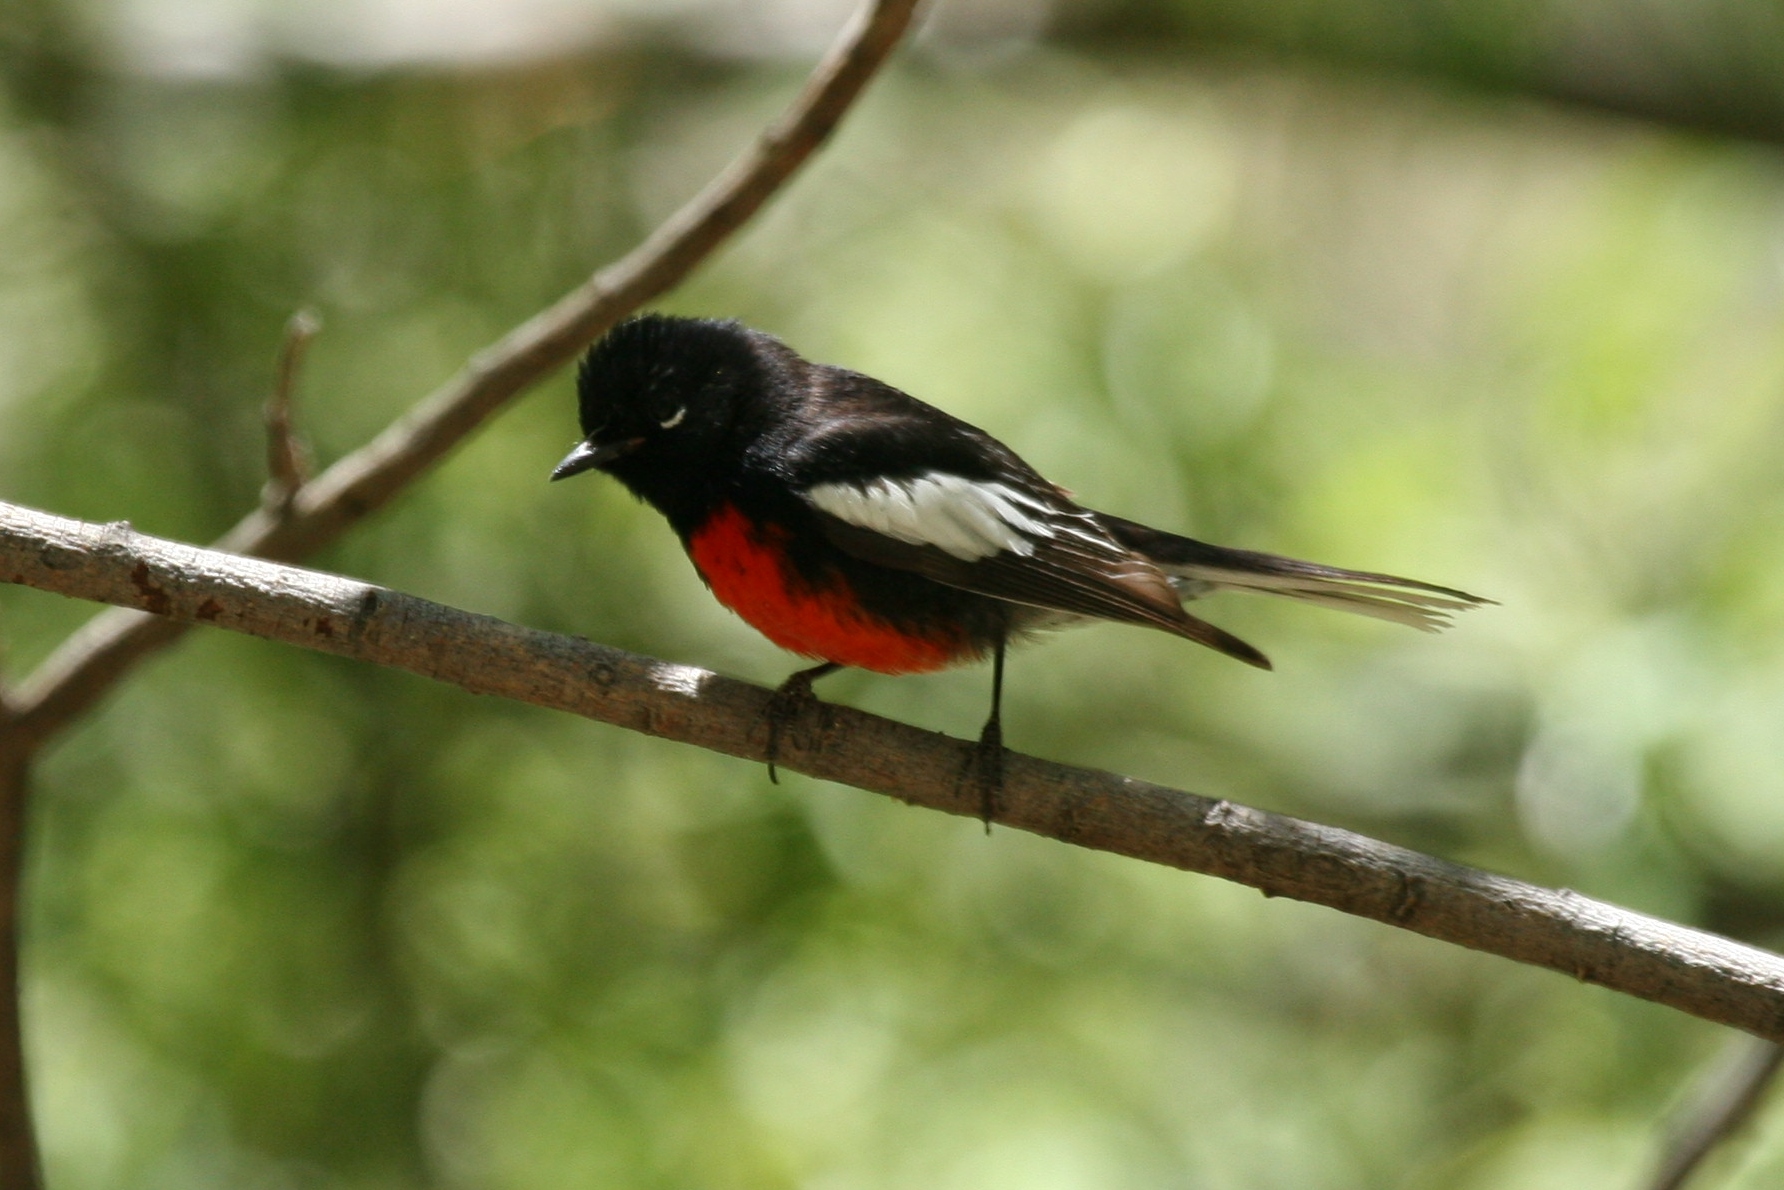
[763,664,837,783]
[966,717,1004,831]
[763,681,811,785]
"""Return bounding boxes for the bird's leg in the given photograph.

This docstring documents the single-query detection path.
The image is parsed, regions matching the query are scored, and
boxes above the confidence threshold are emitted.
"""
[970,636,1007,830]
[764,662,841,783]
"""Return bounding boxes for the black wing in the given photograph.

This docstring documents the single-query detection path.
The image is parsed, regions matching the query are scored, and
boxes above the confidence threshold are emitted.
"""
[779,369,1271,669]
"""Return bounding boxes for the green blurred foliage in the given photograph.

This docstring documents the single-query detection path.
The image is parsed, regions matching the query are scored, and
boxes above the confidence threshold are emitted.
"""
[5,1,1784,1187]
[1066,0,1784,144]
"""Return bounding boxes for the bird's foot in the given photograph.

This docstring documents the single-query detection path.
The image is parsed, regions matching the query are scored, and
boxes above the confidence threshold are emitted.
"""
[965,716,1004,832]
[763,663,839,783]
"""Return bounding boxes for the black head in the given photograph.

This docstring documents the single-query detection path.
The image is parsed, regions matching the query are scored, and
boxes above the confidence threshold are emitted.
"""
[551,314,771,519]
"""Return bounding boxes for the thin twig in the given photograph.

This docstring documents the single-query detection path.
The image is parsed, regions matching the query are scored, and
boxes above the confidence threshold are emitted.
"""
[1649,1039,1784,1190]
[262,308,321,514]
[7,498,1784,1042]
[3,0,922,757]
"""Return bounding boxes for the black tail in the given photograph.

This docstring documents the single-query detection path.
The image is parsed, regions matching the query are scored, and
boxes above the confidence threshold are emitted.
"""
[1097,514,1491,633]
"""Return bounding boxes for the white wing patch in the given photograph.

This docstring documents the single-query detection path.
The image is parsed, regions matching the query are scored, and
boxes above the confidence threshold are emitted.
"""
[807,473,1066,561]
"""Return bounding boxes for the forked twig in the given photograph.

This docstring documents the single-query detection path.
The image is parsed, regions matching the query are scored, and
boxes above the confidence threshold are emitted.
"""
[0,5,920,1186]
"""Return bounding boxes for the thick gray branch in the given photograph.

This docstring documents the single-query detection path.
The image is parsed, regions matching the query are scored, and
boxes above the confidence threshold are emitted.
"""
[3,0,921,756]
[7,498,1784,1042]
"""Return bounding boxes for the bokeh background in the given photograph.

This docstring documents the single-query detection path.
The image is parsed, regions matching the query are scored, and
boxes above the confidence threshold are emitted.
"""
[5,0,1784,1186]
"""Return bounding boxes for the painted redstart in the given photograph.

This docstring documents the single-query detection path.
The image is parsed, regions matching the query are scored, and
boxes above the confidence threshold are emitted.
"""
[551,314,1486,802]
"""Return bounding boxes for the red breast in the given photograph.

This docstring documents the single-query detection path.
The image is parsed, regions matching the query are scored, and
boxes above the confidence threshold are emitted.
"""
[687,505,969,674]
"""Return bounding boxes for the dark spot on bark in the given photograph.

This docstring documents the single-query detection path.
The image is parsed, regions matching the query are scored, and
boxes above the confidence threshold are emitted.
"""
[314,617,335,637]
[1391,874,1424,923]
[195,598,225,622]
[1056,790,1082,839]
[130,563,171,615]
[589,661,617,687]
[346,589,381,643]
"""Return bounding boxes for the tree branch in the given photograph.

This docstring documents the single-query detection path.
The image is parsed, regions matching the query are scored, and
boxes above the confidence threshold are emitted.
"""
[7,497,1784,1042]
[261,308,321,515]
[2,0,921,758]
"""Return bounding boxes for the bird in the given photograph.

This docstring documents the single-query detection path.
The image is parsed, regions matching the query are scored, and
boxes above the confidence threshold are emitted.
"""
[551,314,1487,810]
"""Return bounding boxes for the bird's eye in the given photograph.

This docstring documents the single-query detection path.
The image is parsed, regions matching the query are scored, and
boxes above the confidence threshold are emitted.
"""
[659,406,686,430]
